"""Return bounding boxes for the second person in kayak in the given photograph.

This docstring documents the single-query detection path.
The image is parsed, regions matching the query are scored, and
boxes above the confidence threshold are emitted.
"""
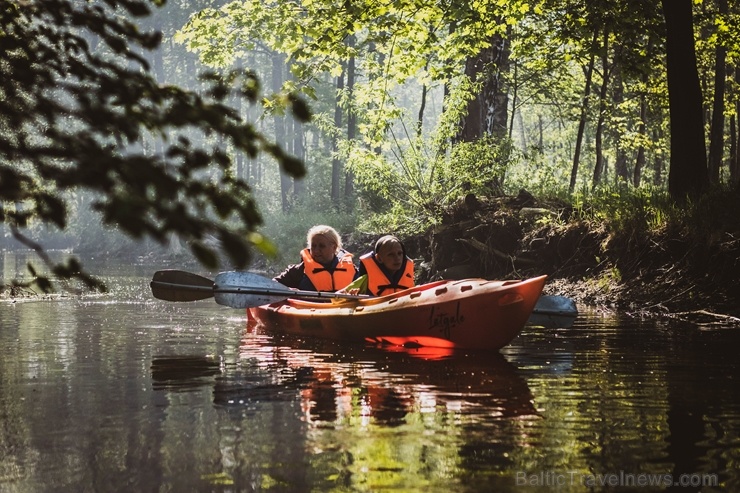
[273,225,357,292]
[342,235,415,296]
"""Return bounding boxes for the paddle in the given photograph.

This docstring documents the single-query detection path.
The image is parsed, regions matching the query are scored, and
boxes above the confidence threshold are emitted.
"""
[150,269,578,327]
[150,269,216,301]
[150,269,371,308]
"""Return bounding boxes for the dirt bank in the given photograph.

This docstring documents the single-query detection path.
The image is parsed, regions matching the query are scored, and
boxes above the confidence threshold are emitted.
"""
[390,190,740,324]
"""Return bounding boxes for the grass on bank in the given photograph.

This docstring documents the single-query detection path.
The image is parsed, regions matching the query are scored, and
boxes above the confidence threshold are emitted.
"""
[566,184,740,246]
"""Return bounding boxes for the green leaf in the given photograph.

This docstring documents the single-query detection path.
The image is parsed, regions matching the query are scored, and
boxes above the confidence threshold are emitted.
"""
[249,232,278,258]
[191,242,218,269]
[341,274,368,294]
[218,230,251,269]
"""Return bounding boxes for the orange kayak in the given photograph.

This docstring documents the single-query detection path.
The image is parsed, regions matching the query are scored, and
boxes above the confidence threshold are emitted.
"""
[248,275,547,350]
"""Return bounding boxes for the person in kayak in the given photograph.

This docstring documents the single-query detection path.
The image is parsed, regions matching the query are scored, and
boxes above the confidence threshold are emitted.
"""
[273,225,357,292]
[340,234,415,296]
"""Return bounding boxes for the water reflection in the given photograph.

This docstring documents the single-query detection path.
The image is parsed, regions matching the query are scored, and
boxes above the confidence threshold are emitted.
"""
[200,331,542,491]
[215,330,537,429]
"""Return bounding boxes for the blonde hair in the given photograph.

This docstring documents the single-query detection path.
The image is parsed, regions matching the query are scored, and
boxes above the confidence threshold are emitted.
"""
[306,225,342,250]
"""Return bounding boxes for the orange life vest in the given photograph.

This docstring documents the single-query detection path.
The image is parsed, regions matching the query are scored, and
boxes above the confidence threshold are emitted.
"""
[300,248,355,292]
[360,252,415,296]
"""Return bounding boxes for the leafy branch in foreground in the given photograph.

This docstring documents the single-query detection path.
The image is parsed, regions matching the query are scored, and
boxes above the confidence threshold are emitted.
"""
[0,0,309,293]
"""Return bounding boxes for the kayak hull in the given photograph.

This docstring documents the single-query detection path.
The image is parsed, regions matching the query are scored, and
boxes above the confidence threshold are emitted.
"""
[248,275,547,350]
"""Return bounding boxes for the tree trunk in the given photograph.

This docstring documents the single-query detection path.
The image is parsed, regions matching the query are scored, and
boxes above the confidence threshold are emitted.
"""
[344,36,356,207]
[331,68,345,207]
[233,86,244,179]
[592,28,609,188]
[272,52,291,212]
[232,58,245,181]
[569,30,598,192]
[508,61,518,141]
[652,127,664,186]
[518,110,527,153]
[243,53,259,184]
[292,115,306,200]
[707,0,728,185]
[730,114,738,186]
[634,93,647,188]
[734,66,740,187]
[662,0,708,201]
[151,20,165,158]
[458,32,510,142]
[634,66,650,187]
[417,57,430,138]
[611,48,630,184]
[538,114,543,149]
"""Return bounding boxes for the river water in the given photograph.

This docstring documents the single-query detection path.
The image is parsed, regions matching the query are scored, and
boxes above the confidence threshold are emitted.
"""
[1,253,738,492]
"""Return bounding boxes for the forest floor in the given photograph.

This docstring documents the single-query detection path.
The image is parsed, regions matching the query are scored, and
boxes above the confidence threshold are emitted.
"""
[382,190,740,326]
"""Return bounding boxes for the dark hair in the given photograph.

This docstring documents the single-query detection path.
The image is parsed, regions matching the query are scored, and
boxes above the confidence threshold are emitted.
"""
[374,235,404,254]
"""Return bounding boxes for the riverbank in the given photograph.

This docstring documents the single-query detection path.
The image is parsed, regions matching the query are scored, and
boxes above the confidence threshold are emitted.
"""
[388,190,740,324]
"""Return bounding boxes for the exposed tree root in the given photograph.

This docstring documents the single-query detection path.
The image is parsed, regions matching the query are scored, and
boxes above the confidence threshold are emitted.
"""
[664,310,740,327]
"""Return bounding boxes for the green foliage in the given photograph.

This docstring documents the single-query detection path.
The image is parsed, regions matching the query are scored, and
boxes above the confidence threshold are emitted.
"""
[175,0,739,206]
[0,0,309,293]
[591,266,622,293]
[347,130,517,236]
[175,0,534,160]
[505,148,572,197]
[570,184,673,234]
[670,186,740,240]
[567,184,740,249]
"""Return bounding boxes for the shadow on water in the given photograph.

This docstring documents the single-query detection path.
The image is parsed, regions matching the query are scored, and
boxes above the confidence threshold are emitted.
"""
[663,328,738,493]
[151,355,223,391]
[504,311,739,492]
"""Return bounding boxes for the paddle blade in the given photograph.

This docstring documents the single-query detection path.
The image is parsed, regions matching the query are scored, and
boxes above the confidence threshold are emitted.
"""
[534,294,577,314]
[213,271,291,308]
[528,295,578,328]
[150,270,215,302]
